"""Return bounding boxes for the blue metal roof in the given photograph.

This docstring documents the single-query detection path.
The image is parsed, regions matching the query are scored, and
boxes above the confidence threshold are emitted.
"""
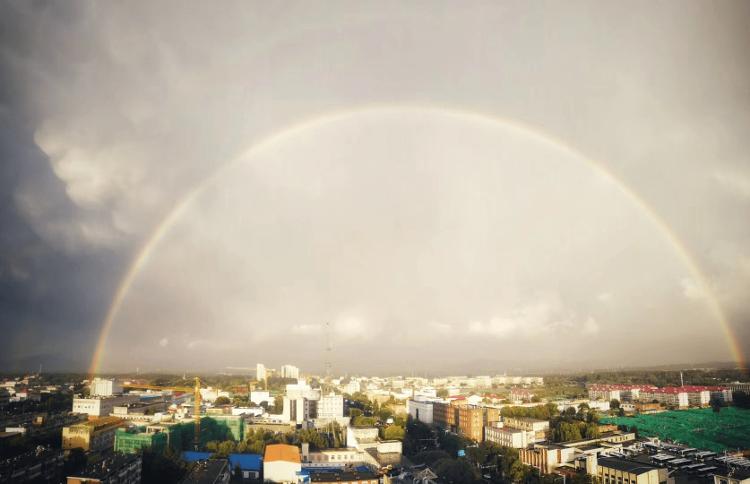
[181,451,213,462]
[228,453,263,471]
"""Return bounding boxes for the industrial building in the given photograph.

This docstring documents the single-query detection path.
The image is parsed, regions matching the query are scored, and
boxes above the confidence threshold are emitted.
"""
[114,426,168,454]
[72,394,139,417]
[263,444,302,483]
[67,453,142,484]
[61,416,123,453]
[484,423,533,448]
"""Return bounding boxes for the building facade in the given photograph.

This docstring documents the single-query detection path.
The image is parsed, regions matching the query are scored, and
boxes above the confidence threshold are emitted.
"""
[62,416,123,453]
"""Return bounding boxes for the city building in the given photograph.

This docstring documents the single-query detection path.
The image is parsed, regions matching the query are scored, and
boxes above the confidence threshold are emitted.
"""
[66,453,142,484]
[484,423,533,448]
[317,393,344,419]
[280,365,300,380]
[227,453,262,481]
[263,444,301,483]
[90,378,123,397]
[457,405,500,442]
[300,467,380,483]
[407,399,434,424]
[502,416,549,441]
[62,416,123,452]
[114,426,168,454]
[432,401,457,429]
[256,364,267,382]
[520,444,577,474]
[595,456,662,484]
[249,390,273,406]
[0,447,64,483]
[73,395,139,417]
[301,444,367,466]
[639,388,689,408]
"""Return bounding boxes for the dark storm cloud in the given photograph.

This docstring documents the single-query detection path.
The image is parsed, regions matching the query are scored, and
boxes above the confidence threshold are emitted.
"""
[1,0,749,372]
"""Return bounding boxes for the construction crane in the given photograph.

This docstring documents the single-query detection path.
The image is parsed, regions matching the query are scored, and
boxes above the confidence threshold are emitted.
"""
[123,377,203,450]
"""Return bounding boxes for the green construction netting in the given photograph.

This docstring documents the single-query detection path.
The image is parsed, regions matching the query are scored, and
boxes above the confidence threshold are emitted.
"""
[601,408,750,452]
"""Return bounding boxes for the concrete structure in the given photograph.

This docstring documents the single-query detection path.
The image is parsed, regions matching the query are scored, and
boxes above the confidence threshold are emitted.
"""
[114,427,167,454]
[90,378,123,397]
[227,453,262,481]
[431,401,457,429]
[407,399,434,424]
[595,456,662,484]
[457,405,500,442]
[301,444,366,466]
[66,453,141,484]
[249,390,273,406]
[256,364,267,382]
[484,423,533,448]
[639,388,689,407]
[280,365,300,380]
[73,395,139,417]
[503,416,549,441]
[263,444,301,483]
[0,447,64,483]
[317,393,344,419]
[62,416,123,453]
[520,444,577,474]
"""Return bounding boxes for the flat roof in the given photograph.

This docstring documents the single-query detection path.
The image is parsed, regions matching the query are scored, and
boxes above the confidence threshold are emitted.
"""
[598,457,658,475]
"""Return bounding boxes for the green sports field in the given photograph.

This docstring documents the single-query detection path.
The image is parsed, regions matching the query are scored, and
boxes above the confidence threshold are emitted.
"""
[600,407,750,452]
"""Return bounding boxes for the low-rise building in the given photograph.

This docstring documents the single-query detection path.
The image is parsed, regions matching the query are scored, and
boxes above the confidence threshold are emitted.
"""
[67,453,141,484]
[520,444,577,474]
[503,416,549,441]
[62,416,123,453]
[114,426,168,454]
[594,456,662,484]
[484,423,533,448]
[0,447,64,483]
[407,399,434,424]
[263,444,301,483]
[73,395,139,417]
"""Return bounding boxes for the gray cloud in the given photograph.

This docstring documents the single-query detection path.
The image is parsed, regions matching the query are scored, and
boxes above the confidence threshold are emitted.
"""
[1,0,749,373]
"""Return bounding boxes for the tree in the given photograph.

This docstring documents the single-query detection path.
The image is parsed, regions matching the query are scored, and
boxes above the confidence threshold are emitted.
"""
[384,425,405,440]
[411,450,451,465]
[214,396,231,406]
[610,399,620,410]
[434,458,481,484]
[141,448,187,484]
[63,448,86,477]
[710,397,722,413]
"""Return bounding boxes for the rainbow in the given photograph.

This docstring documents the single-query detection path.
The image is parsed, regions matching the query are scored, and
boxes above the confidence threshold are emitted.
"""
[88,104,746,376]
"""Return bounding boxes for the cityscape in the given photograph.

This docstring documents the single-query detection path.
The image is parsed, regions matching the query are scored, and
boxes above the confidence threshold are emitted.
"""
[2,1,750,484]
[0,367,749,483]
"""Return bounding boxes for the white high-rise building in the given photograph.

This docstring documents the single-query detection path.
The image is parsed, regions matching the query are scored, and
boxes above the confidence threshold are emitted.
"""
[317,393,344,419]
[90,378,122,397]
[281,365,300,380]
[256,363,267,381]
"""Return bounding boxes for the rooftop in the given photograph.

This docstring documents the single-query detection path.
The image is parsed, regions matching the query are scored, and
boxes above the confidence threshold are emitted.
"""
[598,457,659,475]
[264,444,301,463]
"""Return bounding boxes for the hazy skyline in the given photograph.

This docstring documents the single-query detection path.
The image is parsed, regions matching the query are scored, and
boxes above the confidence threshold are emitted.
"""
[1,1,749,373]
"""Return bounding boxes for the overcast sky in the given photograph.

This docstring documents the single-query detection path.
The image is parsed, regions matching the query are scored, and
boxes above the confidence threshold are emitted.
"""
[1,1,749,374]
